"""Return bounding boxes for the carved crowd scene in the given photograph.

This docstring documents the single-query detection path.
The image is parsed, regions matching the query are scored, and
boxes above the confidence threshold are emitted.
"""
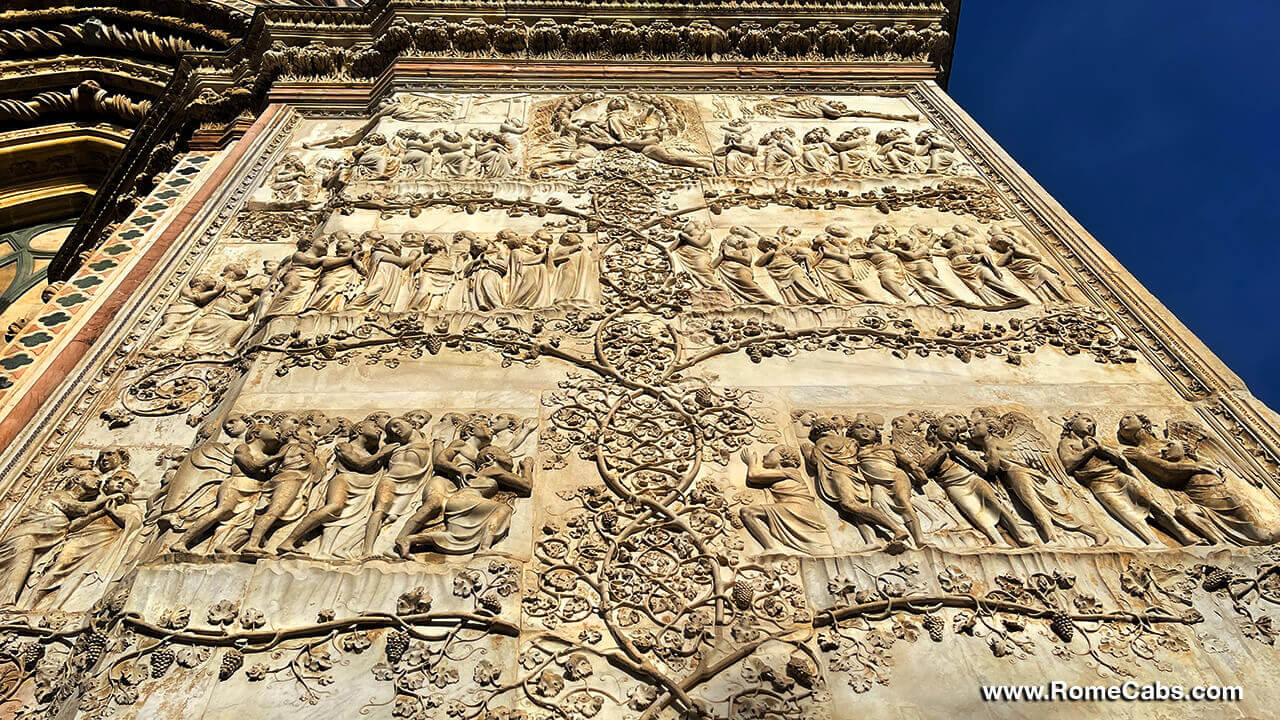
[2,87,1279,720]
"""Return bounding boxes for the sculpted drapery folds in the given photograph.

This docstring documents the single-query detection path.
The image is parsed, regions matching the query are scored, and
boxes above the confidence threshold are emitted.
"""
[5,84,1280,720]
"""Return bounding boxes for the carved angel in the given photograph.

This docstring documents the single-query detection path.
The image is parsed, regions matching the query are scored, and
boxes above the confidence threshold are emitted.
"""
[1122,418,1280,546]
[967,409,1103,545]
[918,414,1036,548]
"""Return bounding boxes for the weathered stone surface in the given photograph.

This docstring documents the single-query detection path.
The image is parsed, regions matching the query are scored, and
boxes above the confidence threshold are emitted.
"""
[0,8,1277,717]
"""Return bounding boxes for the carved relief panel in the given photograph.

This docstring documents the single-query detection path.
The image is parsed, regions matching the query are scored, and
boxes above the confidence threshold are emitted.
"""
[2,89,1278,719]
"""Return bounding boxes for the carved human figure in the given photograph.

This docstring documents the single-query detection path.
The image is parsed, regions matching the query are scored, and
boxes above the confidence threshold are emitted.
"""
[801,417,915,548]
[890,226,966,305]
[1056,413,1201,546]
[845,413,931,546]
[473,124,523,177]
[30,470,143,609]
[811,224,894,304]
[921,415,1036,547]
[1115,414,1227,544]
[756,227,828,304]
[242,414,326,553]
[798,127,837,174]
[184,262,260,357]
[987,229,1072,303]
[349,132,397,180]
[669,220,723,291]
[269,152,317,206]
[758,128,800,175]
[739,446,829,554]
[829,127,888,175]
[966,411,1103,545]
[773,96,919,122]
[572,97,712,171]
[861,225,917,303]
[937,231,1028,308]
[713,119,757,175]
[171,421,286,553]
[1125,437,1280,545]
[158,413,248,537]
[716,226,777,304]
[407,235,457,311]
[462,232,508,311]
[149,275,222,354]
[364,417,436,556]
[267,236,328,317]
[505,230,550,309]
[304,95,458,149]
[435,130,475,176]
[549,233,594,303]
[351,232,420,312]
[398,445,532,555]
[876,128,921,173]
[395,128,437,177]
[277,419,402,554]
[306,232,363,312]
[0,453,126,606]
[914,129,958,173]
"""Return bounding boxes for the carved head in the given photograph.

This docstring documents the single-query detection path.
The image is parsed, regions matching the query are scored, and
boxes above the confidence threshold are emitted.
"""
[250,410,275,426]
[222,413,248,439]
[334,236,358,254]
[465,418,494,442]
[401,231,424,247]
[849,413,885,444]
[606,98,628,112]
[95,448,130,474]
[825,223,853,239]
[244,422,279,445]
[58,454,95,472]
[366,133,387,146]
[987,234,1012,252]
[102,471,138,498]
[803,127,830,144]
[1116,413,1155,445]
[405,410,432,429]
[808,418,841,442]
[1065,413,1097,438]
[272,412,302,437]
[932,414,968,444]
[190,274,217,292]
[222,262,249,281]
[916,129,935,143]
[477,445,511,470]
[363,411,392,430]
[559,233,582,247]
[385,417,415,443]
[423,235,446,253]
[763,444,801,469]
[351,419,383,442]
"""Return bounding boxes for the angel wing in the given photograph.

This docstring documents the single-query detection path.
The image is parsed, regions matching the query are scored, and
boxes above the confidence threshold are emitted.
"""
[890,414,929,463]
[1166,418,1264,487]
[1000,411,1077,493]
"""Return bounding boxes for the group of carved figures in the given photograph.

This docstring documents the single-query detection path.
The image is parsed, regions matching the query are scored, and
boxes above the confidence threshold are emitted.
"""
[146,260,276,358]
[0,449,140,609]
[738,409,1280,554]
[714,120,963,177]
[670,220,1071,309]
[160,408,536,561]
[148,228,598,355]
[0,410,537,607]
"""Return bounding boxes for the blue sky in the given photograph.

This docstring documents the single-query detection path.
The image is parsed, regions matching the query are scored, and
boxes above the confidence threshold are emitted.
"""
[948,1,1280,407]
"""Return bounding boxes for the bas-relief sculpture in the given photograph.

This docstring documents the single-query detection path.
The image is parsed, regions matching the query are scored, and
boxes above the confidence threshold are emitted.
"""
[3,88,1280,720]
